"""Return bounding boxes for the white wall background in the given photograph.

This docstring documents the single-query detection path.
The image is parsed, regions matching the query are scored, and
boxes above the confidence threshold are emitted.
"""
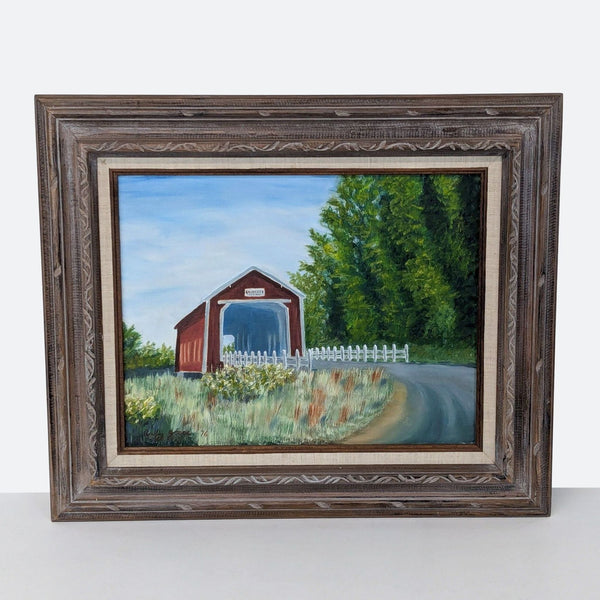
[0,0,596,492]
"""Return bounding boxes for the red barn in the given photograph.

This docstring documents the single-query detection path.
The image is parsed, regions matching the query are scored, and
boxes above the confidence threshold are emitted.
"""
[174,267,306,374]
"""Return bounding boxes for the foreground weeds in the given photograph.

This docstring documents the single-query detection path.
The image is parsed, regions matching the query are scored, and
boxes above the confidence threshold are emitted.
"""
[124,367,393,446]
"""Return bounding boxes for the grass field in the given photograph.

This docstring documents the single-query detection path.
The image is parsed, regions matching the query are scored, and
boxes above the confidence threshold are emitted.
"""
[408,343,476,365]
[124,366,393,447]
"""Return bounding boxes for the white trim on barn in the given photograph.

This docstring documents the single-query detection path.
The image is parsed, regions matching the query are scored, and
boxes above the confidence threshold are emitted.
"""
[198,265,305,306]
[219,300,292,360]
[299,295,306,355]
[202,301,210,373]
[175,265,306,373]
[216,299,292,304]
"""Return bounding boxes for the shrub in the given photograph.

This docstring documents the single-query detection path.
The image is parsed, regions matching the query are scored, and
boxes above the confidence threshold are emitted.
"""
[200,363,297,402]
[124,394,160,424]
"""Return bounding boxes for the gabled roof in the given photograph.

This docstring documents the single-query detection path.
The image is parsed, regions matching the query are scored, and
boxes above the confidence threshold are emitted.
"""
[173,300,206,331]
[204,265,305,302]
[174,266,304,330]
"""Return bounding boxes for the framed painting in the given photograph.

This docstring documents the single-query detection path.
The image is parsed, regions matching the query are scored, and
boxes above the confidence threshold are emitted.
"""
[35,94,562,519]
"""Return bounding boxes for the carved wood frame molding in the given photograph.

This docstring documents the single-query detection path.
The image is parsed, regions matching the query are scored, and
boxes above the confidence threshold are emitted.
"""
[36,95,562,519]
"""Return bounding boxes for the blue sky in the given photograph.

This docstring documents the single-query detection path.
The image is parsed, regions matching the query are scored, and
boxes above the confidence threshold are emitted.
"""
[118,174,338,346]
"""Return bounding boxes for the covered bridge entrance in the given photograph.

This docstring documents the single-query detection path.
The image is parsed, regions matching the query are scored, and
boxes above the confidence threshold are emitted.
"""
[174,267,305,373]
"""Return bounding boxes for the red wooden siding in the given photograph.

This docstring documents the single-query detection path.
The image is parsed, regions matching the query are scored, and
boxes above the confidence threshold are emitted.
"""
[176,310,205,372]
[205,270,303,371]
[175,269,304,373]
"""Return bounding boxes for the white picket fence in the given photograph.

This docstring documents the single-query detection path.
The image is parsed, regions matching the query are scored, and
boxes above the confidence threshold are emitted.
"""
[308,343,409,364]
[223,343,409,371]
[223,349,312,371]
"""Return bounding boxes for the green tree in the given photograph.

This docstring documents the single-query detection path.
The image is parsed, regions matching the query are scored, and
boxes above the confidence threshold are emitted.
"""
[290,229,347,348]
[319,176,385,343]
[122,322,175,370]
[123,322,143,369]
[290,173,481,351]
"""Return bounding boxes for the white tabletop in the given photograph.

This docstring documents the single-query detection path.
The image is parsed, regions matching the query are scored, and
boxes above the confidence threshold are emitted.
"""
[0,489,598,599]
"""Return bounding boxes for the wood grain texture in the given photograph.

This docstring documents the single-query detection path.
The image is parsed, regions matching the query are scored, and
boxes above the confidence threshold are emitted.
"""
[35,95,562,520]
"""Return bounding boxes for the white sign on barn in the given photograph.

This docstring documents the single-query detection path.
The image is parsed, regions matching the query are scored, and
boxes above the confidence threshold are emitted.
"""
[244,288,265,297]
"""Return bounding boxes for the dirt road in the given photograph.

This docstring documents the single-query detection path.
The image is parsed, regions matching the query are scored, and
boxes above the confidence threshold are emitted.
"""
[312,360,476,444]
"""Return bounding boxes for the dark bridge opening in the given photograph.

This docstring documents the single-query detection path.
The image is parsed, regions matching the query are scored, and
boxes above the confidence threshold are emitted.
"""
[221,301,289,356]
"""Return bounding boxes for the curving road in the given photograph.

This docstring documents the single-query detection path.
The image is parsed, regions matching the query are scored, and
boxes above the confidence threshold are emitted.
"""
[312,360,476,444]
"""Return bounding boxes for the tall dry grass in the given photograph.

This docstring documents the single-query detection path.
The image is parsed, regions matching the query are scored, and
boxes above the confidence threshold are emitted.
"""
[125,367,392,446]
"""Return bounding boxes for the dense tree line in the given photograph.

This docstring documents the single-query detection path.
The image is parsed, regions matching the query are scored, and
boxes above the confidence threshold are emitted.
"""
[289,174,481,350]
[123,322,175,370]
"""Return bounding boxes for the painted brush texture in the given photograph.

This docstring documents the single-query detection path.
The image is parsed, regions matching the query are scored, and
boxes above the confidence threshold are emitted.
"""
[289,174,481,357]
[124,368,393,446]
[119,173,481,447]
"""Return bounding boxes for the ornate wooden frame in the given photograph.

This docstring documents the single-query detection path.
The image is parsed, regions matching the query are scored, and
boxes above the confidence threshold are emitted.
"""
[35,95,562,520]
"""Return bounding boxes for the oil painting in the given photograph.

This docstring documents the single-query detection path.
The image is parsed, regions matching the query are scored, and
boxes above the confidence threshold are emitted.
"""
[118,173,481,448]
